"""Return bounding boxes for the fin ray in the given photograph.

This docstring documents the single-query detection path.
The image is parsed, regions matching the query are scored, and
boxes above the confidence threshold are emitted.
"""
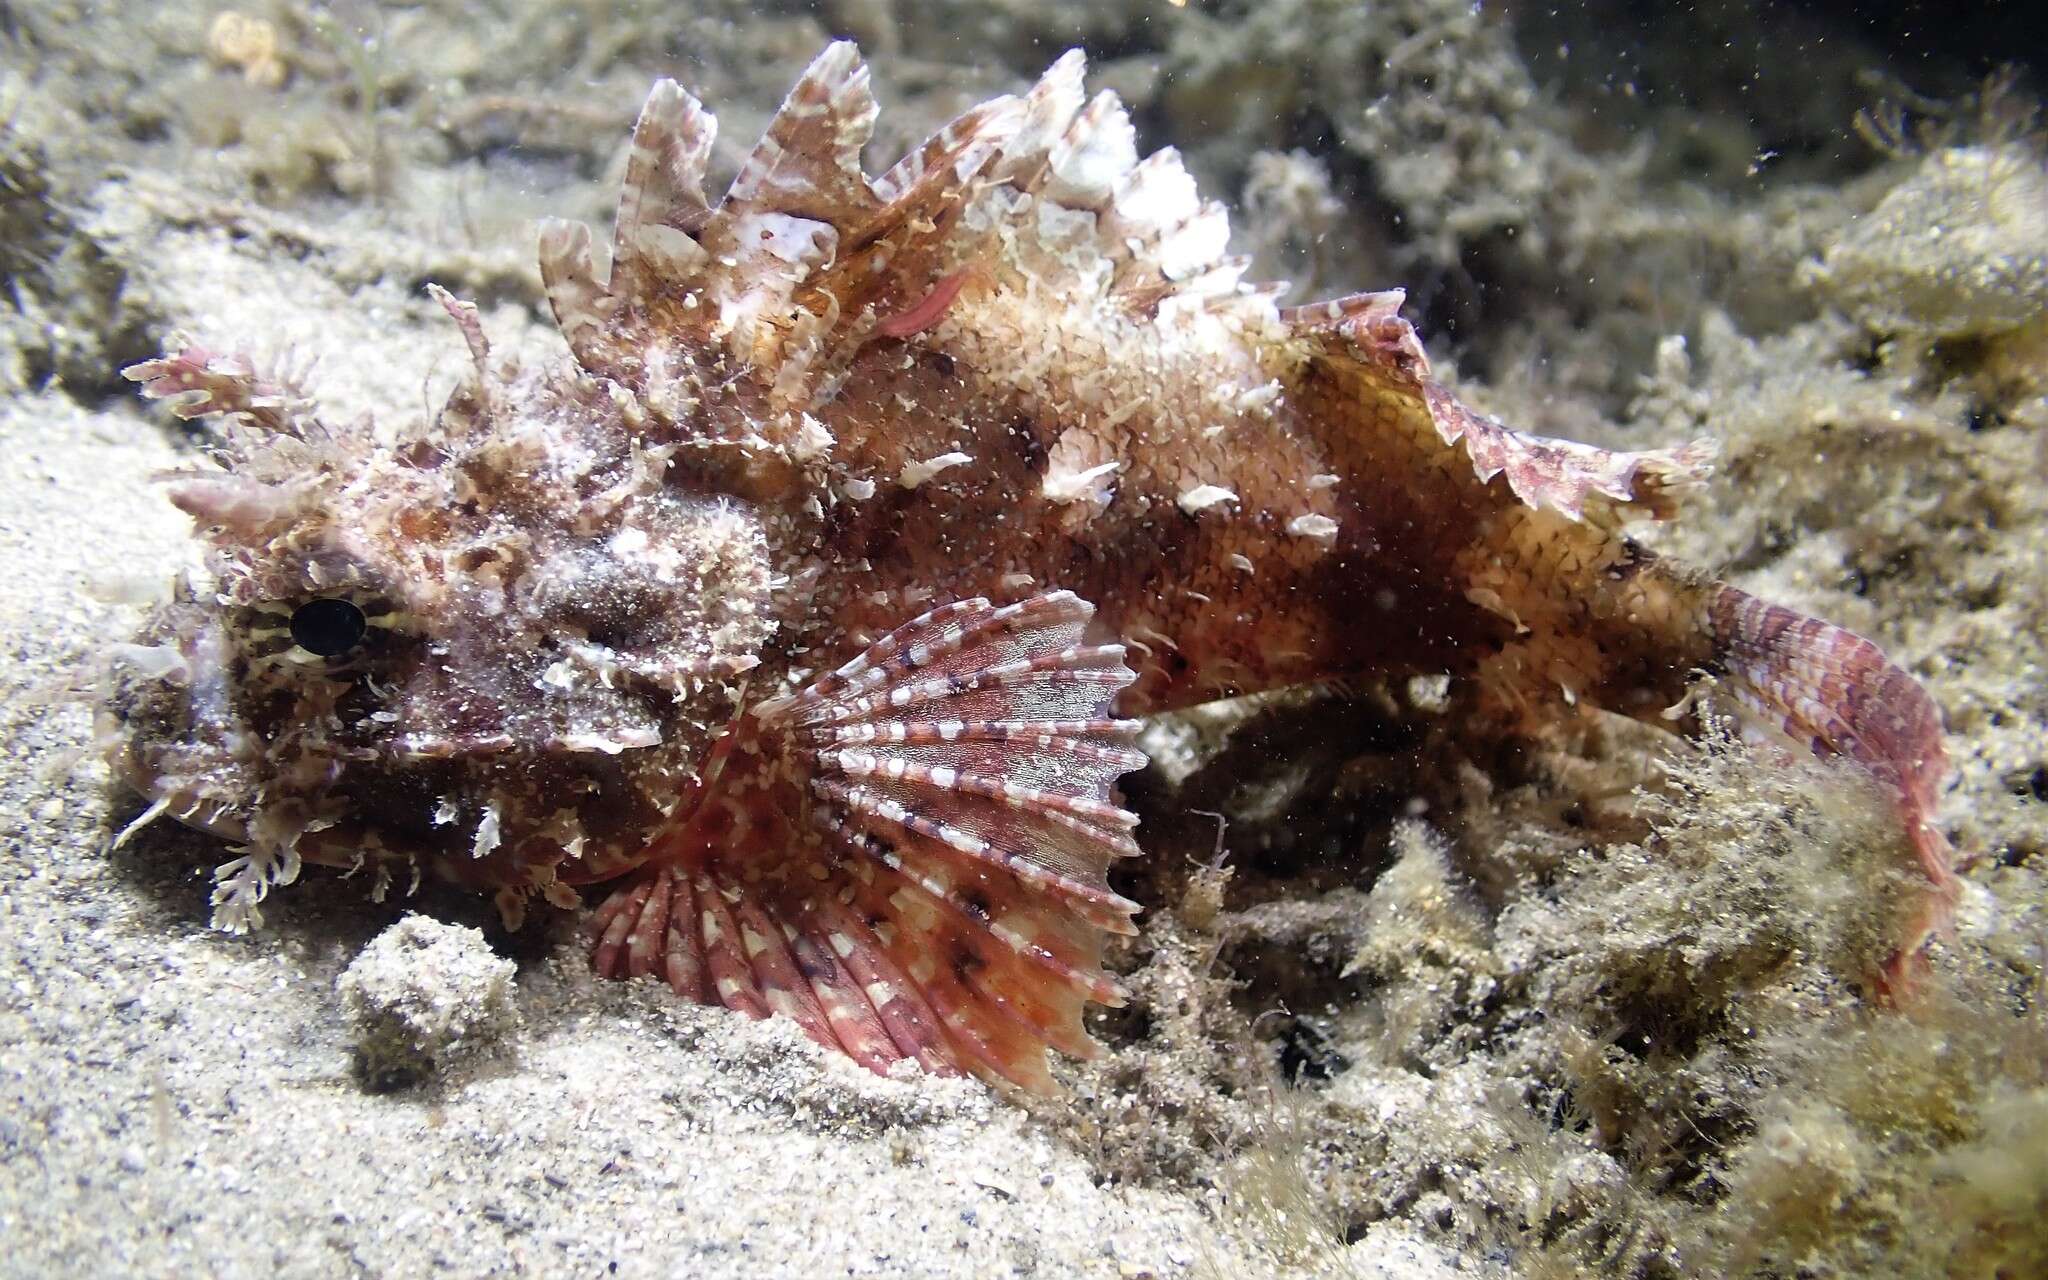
[591,591,1143,1092]
[784,590,1143,1085]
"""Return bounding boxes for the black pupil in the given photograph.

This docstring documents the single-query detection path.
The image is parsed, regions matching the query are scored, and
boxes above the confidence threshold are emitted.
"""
[290,598,368,656]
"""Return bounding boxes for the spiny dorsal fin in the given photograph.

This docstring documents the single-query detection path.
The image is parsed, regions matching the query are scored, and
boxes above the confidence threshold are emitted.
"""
[1039,89,1138,207]
[693,42,889,333]
[546,46,1700,521]
[536,217,611,369]
[724,41,880,226]
[609,78,717,302]
[541,45,1288,407]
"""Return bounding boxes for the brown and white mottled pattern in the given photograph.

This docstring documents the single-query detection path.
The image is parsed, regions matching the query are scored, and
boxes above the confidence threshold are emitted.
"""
[109,43,1957,1090]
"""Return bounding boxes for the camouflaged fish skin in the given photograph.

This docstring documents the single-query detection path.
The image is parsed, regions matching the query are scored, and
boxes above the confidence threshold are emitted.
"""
[108,45,1956,1090]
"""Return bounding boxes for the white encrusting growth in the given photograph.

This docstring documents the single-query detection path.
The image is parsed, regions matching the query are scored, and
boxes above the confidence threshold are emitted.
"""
[1287,512,1341,546]
[1042,460,1119,506]
[554,727,663,754]
[1177,484,1237,515]
[794,412,834,462]
[1237,380,1283,412]
[898,451,973,488]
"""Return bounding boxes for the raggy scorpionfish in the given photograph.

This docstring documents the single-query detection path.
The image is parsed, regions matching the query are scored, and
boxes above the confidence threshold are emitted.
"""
[108,45,1958,1092]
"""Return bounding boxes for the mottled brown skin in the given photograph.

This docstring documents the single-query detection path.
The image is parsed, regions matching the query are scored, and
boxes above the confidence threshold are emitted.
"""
[800,288,1713,724]
[110,45,1953,1087]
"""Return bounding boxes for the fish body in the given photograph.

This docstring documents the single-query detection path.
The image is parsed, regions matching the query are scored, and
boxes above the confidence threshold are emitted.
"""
[110,46,1954,1091]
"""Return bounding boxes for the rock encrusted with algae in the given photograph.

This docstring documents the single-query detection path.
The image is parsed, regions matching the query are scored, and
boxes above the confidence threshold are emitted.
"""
[338,914,522,1089]
[1808,140,2048,339]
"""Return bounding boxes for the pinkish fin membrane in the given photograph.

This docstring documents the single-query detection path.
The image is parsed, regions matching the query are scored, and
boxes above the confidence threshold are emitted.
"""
[1708,583,1958,983]
[592,591,1143,1092]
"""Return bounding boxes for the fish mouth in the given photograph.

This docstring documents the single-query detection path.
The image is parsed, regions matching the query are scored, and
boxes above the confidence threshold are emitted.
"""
[113,764,252,846]
[105,592,734,925]
[103,606,260,848]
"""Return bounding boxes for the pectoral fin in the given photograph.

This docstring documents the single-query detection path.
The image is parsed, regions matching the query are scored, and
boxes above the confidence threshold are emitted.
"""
[590,591,1145,1092]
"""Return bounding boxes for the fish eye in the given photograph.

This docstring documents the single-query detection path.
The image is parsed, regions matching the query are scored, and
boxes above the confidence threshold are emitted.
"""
[290,598,369,656]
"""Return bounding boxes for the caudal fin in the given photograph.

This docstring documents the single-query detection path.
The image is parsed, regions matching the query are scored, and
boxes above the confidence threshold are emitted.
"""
[1707,584,1958,987]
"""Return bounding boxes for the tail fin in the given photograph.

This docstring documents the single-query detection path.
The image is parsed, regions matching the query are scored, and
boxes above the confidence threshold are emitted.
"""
[1707,583,1958,984]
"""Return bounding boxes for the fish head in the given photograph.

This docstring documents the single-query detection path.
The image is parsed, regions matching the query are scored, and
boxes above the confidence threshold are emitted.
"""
[106,347,782,928]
